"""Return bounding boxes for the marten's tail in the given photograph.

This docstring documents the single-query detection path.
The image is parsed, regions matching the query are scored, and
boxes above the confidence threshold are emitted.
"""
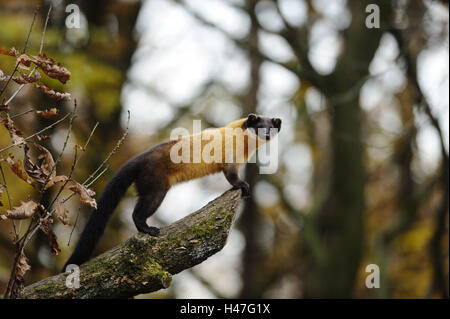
[62,157,140,271]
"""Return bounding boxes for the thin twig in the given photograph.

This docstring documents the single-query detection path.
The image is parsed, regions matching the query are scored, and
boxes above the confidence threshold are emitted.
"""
[0,7,39,98]
[48,122,98,211]
[83,111,130,186]
[39,100,77,196]
[82,122,99,152]
[10,108,35,119]
[85,166,109,188]
[23,112,130,251]
[0,161,16,236]
[48,146,79,211]
[39,5,52,54]
[68,205,81,246]
[7,107,128,297]
[2,5,52,106]
[22,7,40,54]
[3,67,38,106]
[0,112,71,154]
[24,145,79,248]
[2,107,69,295]
[3,5,56,298]
[23,107,80,247]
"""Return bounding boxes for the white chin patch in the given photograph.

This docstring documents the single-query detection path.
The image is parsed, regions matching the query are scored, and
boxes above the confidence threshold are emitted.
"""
[247,127,258,137]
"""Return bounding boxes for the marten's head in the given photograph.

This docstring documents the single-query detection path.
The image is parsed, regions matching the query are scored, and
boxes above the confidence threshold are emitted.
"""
[243,113,282,141]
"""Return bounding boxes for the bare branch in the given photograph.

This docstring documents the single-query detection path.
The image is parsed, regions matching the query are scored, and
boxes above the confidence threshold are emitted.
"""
[0,6,39,98]
[21,189,242,299]
[83,110,130,187]
[0,162,16,236]
[173,0,301,79]
[0,112,71,154]
[3,5,52,106]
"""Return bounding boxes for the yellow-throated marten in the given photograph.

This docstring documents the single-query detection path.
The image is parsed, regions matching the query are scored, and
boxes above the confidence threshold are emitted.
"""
[63,114,281,269]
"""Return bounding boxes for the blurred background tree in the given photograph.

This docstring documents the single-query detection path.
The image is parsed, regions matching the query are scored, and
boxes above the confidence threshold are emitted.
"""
[0,0,448,298]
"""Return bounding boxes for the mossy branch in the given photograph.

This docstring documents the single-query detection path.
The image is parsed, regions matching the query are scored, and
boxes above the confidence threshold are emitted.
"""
[20,189,242,299]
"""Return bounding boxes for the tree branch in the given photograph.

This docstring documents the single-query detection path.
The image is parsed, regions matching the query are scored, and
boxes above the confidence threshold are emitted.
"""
[172,0,300,78]
[19,189,242,299]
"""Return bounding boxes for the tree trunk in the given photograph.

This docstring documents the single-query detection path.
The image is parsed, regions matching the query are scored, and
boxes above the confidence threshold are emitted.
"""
[305,0,393,298]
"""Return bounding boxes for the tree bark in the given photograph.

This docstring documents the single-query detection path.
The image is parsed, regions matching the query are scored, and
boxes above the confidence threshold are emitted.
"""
[304,0,393,298]
[20,189,241,299]
[239,0,264,298]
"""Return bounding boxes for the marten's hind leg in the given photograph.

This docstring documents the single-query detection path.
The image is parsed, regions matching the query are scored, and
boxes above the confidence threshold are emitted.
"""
[132,187,167,236]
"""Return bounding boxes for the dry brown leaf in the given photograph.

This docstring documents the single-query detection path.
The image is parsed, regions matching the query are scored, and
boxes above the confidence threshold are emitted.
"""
[5,200,39,220]
[1,51,70,83]
[44,175,69,190]
[32,53,71,84]
[16,53,33,70]
[23,144,59,188]
[16,251,31,281]
[36,107,58,119]
[22,70,41,83]
[1,70,42,85]
[0,71,8,82]
[14,70,41,84]
[55,201,70,226]
[69,182,97,209]
[2,50,70,83]
[34,143,55,178]
[24,144,47,186]
[6,155,33,185]
[0,46,19,57]
[1,116,25,146]
[40,217,61,255]
[35,83,71,101]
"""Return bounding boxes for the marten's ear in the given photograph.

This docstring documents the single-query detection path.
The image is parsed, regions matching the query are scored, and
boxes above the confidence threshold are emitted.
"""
[247,113,258,124]
[273,118,282,130]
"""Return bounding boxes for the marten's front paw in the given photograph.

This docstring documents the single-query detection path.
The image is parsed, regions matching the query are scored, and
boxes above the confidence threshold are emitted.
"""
[238,181,251,198]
